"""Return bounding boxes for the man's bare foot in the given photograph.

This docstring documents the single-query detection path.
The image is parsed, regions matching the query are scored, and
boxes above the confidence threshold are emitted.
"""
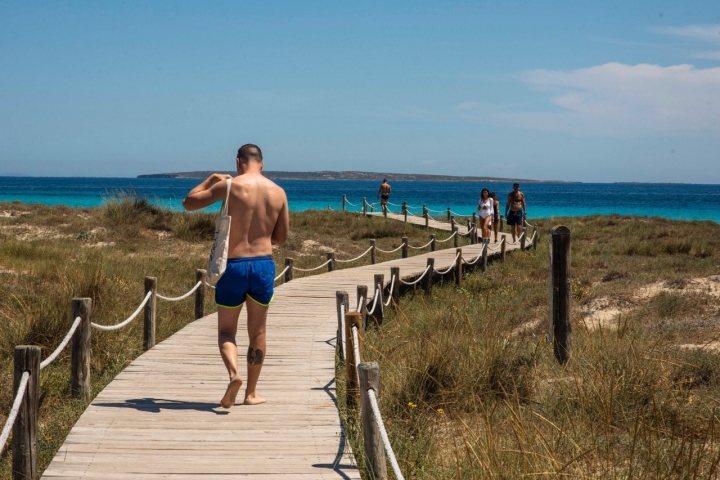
[220,374,243,408]
[243,392,266,405]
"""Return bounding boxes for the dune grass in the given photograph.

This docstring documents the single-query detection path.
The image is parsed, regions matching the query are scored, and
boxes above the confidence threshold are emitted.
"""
[0,197,448,478]
[338,215,720,479]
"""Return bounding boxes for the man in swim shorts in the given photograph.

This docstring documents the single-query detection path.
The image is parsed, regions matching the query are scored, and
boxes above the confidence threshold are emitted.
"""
[377,179,391,214]
[505,183,527,242]
[183,144,289,408]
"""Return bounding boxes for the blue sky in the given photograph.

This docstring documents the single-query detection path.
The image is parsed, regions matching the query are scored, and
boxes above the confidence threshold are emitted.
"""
[1,1,719,182]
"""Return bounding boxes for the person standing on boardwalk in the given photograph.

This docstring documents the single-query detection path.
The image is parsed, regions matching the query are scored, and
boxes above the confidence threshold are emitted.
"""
[477,188,493,244]
[505,183,526,242]
[183,144,289,408]
[489,192,500,243]
[377,179,392,214]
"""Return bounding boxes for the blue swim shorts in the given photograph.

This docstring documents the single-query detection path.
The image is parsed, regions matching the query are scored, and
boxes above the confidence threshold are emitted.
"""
[215,256,275,308]
[506,210,524,226]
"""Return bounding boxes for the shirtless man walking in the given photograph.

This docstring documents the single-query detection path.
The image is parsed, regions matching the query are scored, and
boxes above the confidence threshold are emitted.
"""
[183,144,289,407]
[505,183,527,242]
[377,179,391,214]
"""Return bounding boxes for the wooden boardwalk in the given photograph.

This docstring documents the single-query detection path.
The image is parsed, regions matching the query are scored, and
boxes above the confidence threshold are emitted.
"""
[42,215,521,479]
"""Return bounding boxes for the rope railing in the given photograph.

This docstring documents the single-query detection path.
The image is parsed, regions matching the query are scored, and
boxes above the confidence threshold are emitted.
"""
[407,239,433,250]
[462,246,485,266]
[91,290,153,331]
[275,265,290,282]
[335,246,373,264]
[398,265,432,286]
[366,287,381,316]
[340,303,347,360]
[40,316,82,370]
[435,252,460,275]
[435,231,457,243]
[367,388,405,480]
[357,296,366,312]
[457,227,476,237]
[293,258,333,272]
[0,371,30,455]
[375,243,405,254]
[384,275,396,307]
[156,281,202,302]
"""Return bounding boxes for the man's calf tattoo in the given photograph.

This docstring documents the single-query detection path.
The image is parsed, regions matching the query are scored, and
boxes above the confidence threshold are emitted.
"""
[247,347,264,366]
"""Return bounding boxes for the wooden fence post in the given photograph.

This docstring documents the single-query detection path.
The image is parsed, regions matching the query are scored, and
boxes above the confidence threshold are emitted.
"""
[336,291,349,361]
[430,234,436,252]
[521,227,527,251]
[327,252,335,272]
[390,267,400,308]
[370,239,376,265]
[533,225,538,251]
[372,274,384,327]
[358,362,387,480]
[402,201,407,223]
[447,207,451,221]
[143,276,157,351]
[455,248,462,285]
[357,285,368,326]
[195,269,206,320]
[482,242,488,272]
[71,298,91,403]
[424,213,429,230]
[472,212,476,225]
[501,236,506,261]
[13,345,40,480]
[284,258,293,282]
[383,202,387,217]
[345,312,363,409]
[424,258,434,296]
[422,204,427,217]
[450,216,455,231]
[453,224,459,248]
[342,194,347,212]
[401,237,408,259]
[362,197,367,216]
[551,226,572,364]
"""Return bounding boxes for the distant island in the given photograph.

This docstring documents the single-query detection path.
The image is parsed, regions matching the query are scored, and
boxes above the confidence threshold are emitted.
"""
[138,170,570,183]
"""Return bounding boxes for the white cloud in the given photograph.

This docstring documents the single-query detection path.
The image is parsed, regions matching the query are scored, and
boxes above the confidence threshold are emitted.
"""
[650,24,720,43]
[461,63,720,136]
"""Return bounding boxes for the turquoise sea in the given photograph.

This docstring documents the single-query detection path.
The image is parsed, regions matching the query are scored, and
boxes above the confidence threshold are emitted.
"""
[1,177,719,223]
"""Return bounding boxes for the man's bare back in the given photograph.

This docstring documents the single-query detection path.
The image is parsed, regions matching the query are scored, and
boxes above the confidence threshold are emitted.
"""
[183,144,288,408]
[225,175,288,258]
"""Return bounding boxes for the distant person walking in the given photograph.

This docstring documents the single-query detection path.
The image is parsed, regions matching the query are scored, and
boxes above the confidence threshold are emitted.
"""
[478,188,493,243]
[489,192,500,243]
[377,179,392,214]
[505,183,526,242]
[183,144,289,408]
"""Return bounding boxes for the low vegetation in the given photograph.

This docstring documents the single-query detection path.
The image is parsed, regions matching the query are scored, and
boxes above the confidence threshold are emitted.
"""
[0,197,447,477]
[338,215,720,479]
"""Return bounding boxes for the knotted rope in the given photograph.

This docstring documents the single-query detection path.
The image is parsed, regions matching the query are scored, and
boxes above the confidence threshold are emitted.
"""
[375,243,405,254]
[407,239,433,250]
[435,231,457,243]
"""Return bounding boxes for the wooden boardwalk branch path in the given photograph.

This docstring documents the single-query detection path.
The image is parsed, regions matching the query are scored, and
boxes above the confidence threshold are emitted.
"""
[41,212,524,479]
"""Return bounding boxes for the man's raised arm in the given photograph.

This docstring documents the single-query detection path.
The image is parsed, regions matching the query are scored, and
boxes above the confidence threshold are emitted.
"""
[271,194,290,246]
[182,174,231,211]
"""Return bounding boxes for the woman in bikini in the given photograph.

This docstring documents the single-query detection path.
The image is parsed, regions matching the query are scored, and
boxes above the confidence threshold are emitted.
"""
[477,188,493,244]
[489,192,500,243]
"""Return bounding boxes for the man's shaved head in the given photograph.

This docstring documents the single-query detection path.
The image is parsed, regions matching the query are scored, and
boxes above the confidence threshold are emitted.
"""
[237,144,263,162]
